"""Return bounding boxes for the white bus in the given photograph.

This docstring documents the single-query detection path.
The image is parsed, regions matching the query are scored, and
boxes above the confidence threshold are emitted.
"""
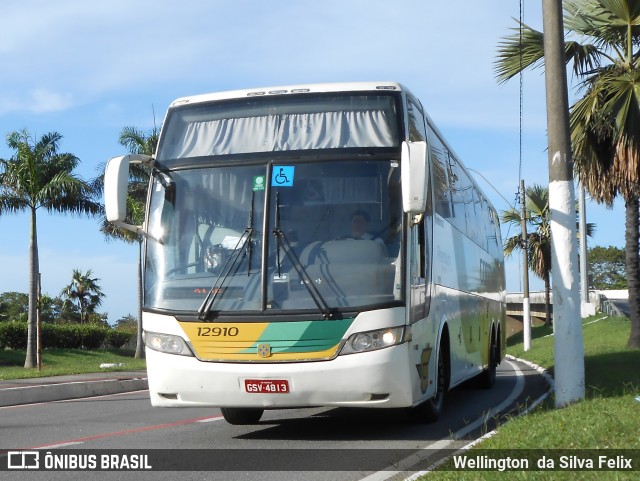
[104,82,506,425]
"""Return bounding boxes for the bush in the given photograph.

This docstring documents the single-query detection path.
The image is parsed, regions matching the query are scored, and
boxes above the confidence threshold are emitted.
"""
[49,324,84,349]
[0,322,27,349]
[106,329,133,349]
[77,325,108,349]
[41,323,63,349]
[0,323,123,350]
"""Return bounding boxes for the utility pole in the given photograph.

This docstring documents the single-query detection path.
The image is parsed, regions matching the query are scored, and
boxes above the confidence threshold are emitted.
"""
[542,0,585,407]
[521,179,532,351]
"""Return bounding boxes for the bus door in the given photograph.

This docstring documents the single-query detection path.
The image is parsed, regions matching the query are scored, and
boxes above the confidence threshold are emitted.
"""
[409,172,434,325]
[409,217,426,323]
[408,208,437,402]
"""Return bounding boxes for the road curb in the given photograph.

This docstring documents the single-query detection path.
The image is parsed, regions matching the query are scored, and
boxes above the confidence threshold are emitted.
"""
[0,377,148,407]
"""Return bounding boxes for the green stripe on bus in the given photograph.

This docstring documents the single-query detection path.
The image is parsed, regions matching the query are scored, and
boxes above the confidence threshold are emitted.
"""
[241,318,354,354]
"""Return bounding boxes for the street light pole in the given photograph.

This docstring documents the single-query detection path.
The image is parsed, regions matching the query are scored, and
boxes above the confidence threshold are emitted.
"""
[542,0,585,407]
[579,184,589,307]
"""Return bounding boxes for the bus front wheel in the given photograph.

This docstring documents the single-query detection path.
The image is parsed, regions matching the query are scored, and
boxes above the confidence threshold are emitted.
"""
[408,344,447,423]
[220,407,264,425]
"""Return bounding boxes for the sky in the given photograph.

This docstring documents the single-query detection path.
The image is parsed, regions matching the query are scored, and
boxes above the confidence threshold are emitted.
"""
[0,0,626,324]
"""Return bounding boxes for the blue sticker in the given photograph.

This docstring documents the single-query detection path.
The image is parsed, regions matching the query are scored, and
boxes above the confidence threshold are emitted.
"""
[272,166,295,187]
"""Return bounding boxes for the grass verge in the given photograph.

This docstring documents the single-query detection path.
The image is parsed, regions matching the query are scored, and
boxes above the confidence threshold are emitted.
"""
[425,314,640,480]
[0,348,146,380]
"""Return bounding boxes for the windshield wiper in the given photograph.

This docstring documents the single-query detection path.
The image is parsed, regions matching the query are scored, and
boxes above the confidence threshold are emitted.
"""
[272,192,335,320]
[198,193,255,321]
[197,231,251,320]
[246,191,255,276]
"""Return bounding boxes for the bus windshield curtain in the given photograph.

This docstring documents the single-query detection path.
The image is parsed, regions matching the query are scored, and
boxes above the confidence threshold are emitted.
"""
[166,109,397,158]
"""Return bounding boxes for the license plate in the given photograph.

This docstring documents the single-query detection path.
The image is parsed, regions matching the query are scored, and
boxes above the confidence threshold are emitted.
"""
[244,379,289,394]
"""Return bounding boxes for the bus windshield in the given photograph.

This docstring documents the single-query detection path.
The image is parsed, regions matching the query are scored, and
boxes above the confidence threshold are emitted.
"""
[144,159,403,315]
[157,94,400,159]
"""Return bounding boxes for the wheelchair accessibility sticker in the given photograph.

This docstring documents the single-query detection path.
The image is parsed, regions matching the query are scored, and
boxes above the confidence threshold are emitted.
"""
[272,166,295,187]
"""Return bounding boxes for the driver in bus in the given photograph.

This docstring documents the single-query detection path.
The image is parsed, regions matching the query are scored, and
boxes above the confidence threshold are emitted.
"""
[349,210,385,246]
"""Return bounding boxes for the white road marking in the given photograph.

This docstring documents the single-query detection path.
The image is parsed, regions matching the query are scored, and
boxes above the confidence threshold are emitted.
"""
[360,359,527,481]
[195,416,224,423]
[34,441,84,449]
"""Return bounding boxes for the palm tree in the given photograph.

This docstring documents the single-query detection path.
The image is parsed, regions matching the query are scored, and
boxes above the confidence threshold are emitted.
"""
[94,126,158,358]
[503,185,553,325]
[61,269,105,324]
[503,184,594,326]
[0,130,101,367]
[118,126,159,158]
[495,0,640,348]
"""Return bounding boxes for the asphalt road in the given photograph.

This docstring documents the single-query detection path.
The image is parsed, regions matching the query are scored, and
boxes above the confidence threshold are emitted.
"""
[1,357,548,481]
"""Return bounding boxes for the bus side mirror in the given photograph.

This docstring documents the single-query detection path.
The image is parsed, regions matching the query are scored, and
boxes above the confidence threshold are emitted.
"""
[401,141,428,215]
[104,154,152,234]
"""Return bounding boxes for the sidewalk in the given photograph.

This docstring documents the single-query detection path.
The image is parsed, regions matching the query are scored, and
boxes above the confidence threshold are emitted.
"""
[0,371,148,407]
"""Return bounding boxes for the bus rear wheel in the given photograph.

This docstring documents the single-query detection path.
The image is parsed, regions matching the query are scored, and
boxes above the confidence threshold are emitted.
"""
[220,407,264,425]
[478,331,498,389]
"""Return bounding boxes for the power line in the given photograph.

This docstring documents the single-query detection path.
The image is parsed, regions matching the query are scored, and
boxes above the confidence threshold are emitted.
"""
[467,168,513,209]
[519,0,524,188]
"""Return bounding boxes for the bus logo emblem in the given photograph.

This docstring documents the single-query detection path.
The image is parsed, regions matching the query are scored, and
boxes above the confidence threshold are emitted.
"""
[257,343,271,358]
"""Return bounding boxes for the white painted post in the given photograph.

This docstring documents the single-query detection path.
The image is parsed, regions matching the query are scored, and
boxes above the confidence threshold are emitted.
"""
[542,0,585,407]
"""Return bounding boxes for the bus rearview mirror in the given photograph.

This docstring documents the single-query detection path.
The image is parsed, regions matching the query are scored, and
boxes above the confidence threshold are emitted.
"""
[104,154,153,234]
[401,141,428,215]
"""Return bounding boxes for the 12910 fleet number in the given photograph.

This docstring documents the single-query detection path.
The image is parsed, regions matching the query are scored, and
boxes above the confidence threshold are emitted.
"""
[196,326,239,337]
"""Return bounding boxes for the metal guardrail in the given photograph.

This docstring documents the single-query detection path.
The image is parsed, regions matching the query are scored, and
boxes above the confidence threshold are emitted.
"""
[506,290,628,319]
[598,294,624,317]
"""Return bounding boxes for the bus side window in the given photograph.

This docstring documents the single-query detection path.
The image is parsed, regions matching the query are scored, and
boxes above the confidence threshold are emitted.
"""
[423,176,433,316]
[408,99,427,141]
[447,154,467,234]
[430,138,452,218]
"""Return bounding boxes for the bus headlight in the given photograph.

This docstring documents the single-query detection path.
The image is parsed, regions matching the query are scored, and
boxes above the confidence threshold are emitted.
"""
[340,326,406,355]
[145,331,194,356]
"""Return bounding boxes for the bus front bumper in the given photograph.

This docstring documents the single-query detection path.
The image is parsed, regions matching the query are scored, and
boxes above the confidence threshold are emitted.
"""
[146,344,413,409]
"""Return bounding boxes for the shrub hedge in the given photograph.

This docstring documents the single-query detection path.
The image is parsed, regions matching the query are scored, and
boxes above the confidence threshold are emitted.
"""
[0,322,134,350]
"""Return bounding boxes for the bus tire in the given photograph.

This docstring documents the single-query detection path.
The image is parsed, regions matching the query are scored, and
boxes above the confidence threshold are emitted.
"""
[408,343,446,423]
[478,330,498,389]
[220,407,264,425]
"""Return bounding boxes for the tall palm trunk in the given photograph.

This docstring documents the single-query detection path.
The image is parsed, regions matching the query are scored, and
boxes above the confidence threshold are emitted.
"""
[626,197,640,348]
[24,206,39,368]
[80,298,87,324]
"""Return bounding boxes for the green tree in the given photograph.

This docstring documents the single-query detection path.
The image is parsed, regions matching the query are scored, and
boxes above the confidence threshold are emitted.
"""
[495,0,640,348]
[86,311,109,327]
[0,291,29,322]
[0,291,71,324]
[0,130,101,367]
[38,294,65,324]
[94,125,157,358]
[61,269,105,324]
[115,314,138,330]
[589,245,627,289]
